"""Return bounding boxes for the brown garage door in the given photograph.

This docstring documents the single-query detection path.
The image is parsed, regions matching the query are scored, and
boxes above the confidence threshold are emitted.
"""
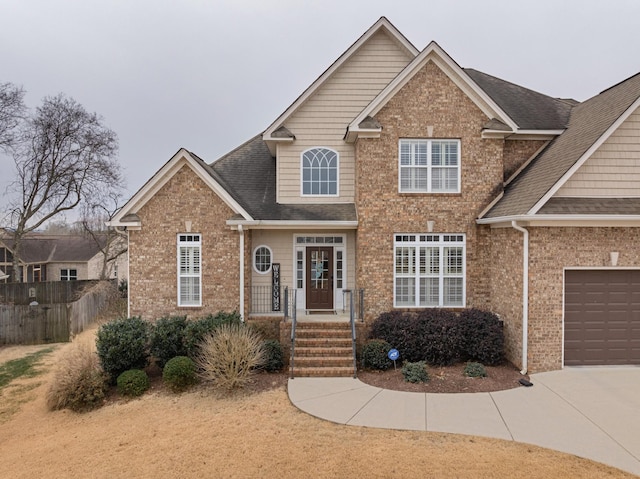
[564,270,640,366]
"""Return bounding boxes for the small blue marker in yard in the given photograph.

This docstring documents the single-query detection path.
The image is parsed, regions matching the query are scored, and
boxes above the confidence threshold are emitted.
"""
[388,348,399,369]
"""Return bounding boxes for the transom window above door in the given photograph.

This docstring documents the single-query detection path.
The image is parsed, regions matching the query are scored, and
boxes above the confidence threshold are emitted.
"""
[302,148,338,196]
[399,139,460,193]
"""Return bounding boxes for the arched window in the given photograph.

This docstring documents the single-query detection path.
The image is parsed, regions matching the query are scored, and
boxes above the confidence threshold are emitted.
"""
[302,148,338,195]
[253,245,272,274]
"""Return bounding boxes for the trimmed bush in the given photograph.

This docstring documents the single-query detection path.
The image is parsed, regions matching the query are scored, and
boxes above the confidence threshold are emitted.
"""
[163,356,198,392]
[196,323,265,391]
[184,312,242,359]
[414,309,462,366]
[46,342,107,412]
[401,361,430,383]
[116,369,150,397]
[260,339,284,372]
[361,339,393,370]
[368,311,416,359]
[96,317,151,382]
[464,362,487,378]
[150,316,188,368]
[459,309,504,365]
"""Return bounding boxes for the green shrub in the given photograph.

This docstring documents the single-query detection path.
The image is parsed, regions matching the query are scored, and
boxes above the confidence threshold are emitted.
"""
[414,309,462,366]
[150,316,188,368]
[96,317,151,382]
[196,323,265,391]
[464,362,487,378]
[46,342,107,412]
[184,312,242,359]
[116,369,150,397]
[401,361,430,383]
[260,339,284,372]
[163,356,198,392]
[459,309,504,365]
[361,339,393,370]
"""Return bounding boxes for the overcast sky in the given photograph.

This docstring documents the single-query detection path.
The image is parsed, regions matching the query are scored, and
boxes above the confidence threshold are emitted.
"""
[1,0,639,213]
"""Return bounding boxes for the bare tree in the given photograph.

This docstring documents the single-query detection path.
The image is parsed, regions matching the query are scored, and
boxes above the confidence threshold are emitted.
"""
[7,93,121,281]
[0,82,26,153]
[79,192,128,280]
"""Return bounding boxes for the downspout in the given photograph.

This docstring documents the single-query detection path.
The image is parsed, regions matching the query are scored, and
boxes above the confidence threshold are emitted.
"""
[126,228,131,319]
[238,225,245,322]
[511,221,528,375]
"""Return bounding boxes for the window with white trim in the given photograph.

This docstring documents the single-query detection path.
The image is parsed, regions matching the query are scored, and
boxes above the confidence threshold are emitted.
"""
[394,234,465,307]
[60,268,77,281]
[178,234,201,307]
[302,148,338,195]
[399,139,460,193]
[253,245,272,274]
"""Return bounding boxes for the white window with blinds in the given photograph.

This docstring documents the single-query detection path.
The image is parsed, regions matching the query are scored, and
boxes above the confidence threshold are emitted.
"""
[394,234,465,308]
[399,139,460,193]
[177,234,201,307]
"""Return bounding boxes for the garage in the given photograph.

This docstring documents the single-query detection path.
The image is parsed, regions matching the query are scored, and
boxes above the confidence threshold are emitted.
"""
[564,269,640,366]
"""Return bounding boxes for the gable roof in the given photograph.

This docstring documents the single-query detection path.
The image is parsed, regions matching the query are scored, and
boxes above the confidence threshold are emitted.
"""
[108,148,254,228]
[212,135,357,225]
[1,234,105,264]
[482,72,640,220]
[262,16,418,149]
[463,69,573,130]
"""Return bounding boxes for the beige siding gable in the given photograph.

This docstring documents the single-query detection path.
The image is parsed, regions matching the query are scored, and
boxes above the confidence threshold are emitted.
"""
[556,107,640,197]
[277,30,413,203]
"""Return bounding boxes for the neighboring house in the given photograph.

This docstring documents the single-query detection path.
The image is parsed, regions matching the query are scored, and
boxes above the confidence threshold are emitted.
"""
[108,17,640,372]
[0,231,128,283]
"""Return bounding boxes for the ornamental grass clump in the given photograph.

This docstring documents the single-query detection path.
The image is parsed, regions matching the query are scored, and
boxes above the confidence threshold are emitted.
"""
[46,342,107,412]
[196,323,265,391]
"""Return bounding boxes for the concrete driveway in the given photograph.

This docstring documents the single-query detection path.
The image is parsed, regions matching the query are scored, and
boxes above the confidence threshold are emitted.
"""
[288,367,640,476]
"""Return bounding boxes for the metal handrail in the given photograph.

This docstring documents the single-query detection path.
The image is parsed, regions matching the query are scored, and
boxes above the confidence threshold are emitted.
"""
[289,288,297,379]
[350,290,357,378]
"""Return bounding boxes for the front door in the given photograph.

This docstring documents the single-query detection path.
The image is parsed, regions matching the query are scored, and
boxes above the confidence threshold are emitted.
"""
[306,246,333,310]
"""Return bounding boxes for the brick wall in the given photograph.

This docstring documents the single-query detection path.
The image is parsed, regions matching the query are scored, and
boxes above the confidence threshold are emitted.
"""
[129,162,242,320]
[354,61,504,320]
[502,140,547,181]
[526,226,640,371]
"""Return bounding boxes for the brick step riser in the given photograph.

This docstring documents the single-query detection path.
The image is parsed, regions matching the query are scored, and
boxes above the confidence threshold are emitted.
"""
[294,347,353,357]
[293,322,352,330]
[296,330,352,339]
[292,368,355,378]
[295,358,354,367]
[295,339,352,348]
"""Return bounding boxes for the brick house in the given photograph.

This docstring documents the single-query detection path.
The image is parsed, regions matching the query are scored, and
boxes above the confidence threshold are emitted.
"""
[109,18,640,372]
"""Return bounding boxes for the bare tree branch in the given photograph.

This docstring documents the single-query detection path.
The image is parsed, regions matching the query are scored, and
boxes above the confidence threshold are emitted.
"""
[5,92,121,281]
[0,82,26,153]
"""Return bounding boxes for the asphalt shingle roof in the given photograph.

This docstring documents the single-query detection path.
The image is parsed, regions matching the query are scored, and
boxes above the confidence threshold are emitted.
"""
[208,135,357,222]
[485,72,640,218]
[538,197,640,215]
[464,68,573,130]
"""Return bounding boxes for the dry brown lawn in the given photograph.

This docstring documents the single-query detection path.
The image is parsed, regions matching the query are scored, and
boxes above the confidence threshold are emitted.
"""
[0,331,636,479]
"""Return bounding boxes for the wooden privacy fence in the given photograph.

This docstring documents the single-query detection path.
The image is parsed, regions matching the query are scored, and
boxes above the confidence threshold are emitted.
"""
[0,281,114,345]
[0,280,98,305]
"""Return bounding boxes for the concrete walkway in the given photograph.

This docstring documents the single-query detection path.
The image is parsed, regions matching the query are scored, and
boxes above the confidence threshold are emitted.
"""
[288,367,640,476]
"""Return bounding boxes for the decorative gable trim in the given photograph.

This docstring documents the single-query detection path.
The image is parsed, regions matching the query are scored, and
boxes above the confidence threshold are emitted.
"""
[346,41,519,143]
[528,96,640,215]
[262,17,418,149]
[107,149,253,228]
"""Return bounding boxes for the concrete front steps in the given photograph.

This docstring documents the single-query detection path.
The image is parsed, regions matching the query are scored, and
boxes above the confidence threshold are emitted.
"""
[291,321,355,377]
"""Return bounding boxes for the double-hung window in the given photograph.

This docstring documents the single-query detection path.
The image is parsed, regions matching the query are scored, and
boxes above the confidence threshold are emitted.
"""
[60,268,77,281]
[394,234,465,307]
[178,234,201,307]
[399,139,460,193]
[302,147,338,196]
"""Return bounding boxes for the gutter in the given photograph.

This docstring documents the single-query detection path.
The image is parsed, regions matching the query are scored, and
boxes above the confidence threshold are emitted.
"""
[238,225,245,322]
[511,221,528,375]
